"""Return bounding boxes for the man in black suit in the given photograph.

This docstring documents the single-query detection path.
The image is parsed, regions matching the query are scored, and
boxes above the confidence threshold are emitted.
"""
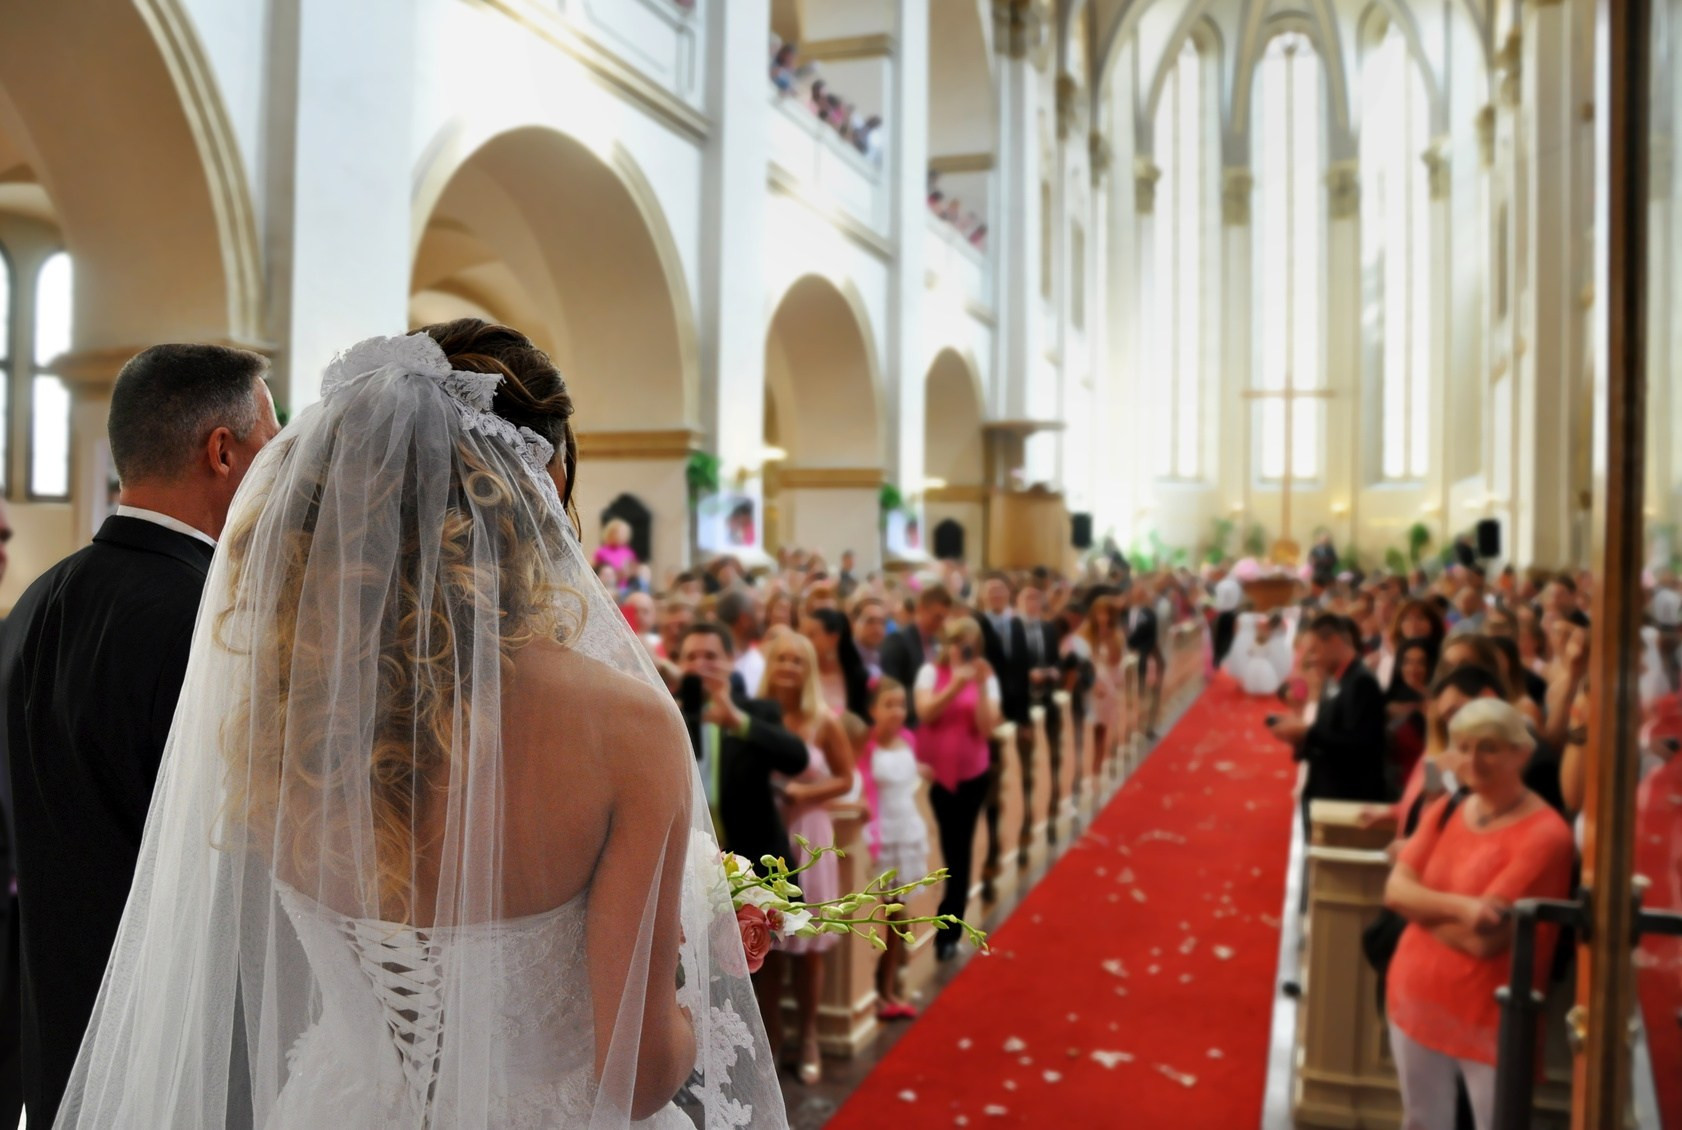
[0,498,19,1129]
[1017,584,1065,845]
[1125,585,1166,739]
[1,344,278,1126]
[975,573,1031,880]
[675,623,809,867]
[879,583,955,730]
[1271,613,1391,834]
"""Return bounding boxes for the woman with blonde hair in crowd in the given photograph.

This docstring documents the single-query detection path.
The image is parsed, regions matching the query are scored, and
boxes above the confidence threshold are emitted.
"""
[756,630,855,1085]
[592,517,638,582]
[1069,594,1127,775]
[1383,698,1574,1129]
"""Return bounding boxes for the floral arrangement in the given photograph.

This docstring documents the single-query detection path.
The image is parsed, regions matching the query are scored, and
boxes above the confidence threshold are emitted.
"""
[724,838,987,973]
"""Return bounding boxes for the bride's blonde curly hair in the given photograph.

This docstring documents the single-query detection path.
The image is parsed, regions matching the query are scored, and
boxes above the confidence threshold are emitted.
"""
[217,320,585,922]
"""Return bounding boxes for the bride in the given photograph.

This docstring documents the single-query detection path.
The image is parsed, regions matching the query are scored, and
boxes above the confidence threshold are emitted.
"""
[54,321,786,1127]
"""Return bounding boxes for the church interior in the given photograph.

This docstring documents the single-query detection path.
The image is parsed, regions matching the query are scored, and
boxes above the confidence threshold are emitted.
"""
[0,0,1678,1127]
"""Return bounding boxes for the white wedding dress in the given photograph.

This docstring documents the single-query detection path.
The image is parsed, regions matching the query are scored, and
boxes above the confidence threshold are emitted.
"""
[53,332,783,1129]
[272,887,688,1128]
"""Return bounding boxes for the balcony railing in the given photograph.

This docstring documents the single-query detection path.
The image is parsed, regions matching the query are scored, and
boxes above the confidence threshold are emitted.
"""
[767,91,888,237]
[924,212,991,315]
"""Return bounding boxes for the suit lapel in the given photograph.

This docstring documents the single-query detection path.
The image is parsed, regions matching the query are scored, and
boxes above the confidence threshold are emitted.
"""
[92,516,215,577]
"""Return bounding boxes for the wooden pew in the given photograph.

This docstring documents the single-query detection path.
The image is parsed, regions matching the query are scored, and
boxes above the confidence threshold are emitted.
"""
[1292,802,1576,1128]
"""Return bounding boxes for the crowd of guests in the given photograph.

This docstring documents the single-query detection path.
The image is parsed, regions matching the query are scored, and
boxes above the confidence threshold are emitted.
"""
[768,37,885,165]
[1224,558,1679,1129]
[926,171,987,250]
[608,544,1182,1086]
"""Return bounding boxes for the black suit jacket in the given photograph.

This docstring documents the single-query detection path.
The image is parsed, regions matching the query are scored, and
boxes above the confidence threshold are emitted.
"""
[879,628,929,729]
[1126,606,1162,668]
[977,613,1031,725]
[1295,662,1391,804]
[0,516,215,1123]
[1021,618,1063,700]
[682,694,809,866]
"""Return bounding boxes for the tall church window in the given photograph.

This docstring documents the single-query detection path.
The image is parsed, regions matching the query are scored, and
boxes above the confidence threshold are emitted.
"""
[1254,32,1324,482]
[1150,38,1205,479]
[31,252,71,499]
[1363,25,1432,480]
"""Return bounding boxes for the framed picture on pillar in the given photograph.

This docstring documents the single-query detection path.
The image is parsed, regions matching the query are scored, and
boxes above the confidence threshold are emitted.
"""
[696,481,762,556]
[884,504,925,560]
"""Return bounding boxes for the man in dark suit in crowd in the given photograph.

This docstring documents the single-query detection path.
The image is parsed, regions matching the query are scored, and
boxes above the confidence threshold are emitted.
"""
[0,499,19,1128]
[879,583,955,730]
[975,573,1031,883]
[1017,583,1065,844]
[675,623,810,867]
[1,344,278,1126]
[1270,613,1391,834]
[1125,584,1165,738]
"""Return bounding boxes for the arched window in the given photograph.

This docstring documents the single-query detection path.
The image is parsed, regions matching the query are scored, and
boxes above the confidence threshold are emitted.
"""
[1254,32,1324,482]
[1151,38,1205,479]
[32,252,72,499]
[1363,24,1432,480]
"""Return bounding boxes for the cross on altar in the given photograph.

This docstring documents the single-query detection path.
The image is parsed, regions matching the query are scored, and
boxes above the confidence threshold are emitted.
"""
[1241,385,1333,556]
[1244,34,1332,563]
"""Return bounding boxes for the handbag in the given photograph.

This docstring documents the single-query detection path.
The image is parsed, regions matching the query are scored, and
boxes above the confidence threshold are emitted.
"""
[1360,788,1464,1011]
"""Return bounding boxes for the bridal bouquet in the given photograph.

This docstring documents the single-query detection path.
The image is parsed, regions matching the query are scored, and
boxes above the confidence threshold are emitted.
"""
[723,838,987,973]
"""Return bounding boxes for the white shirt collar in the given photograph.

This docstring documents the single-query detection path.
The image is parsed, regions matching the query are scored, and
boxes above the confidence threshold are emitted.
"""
[115,505,217,548]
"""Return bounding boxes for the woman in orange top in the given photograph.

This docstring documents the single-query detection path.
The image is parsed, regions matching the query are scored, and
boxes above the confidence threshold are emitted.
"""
[1382,697,1575,1130]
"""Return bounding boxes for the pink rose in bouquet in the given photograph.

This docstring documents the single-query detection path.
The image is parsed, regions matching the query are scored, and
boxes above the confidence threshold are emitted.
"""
[736,905,773,974]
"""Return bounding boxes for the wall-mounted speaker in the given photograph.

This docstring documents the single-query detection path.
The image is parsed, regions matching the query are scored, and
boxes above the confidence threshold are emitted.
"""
[1475,518,1502,559]
[1071,512,1093,550]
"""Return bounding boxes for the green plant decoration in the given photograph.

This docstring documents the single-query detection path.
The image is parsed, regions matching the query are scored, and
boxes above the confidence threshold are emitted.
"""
[1206,517,1236,566]
[686,451,720,501]
[879,482,905,514]
[1385,547,1408,575]
[1407,521,1432,567]
[1243,523,1267,558]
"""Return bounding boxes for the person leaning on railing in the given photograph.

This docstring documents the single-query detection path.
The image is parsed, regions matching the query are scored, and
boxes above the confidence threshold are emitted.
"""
[1381,698,1575,1130]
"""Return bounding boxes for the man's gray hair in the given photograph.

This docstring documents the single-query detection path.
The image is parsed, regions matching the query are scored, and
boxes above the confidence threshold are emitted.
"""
[108,344,269,484]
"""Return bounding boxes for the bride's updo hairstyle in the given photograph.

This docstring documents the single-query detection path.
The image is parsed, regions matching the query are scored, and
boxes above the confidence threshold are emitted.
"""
[217,319,588,922]
[419,317,580,531]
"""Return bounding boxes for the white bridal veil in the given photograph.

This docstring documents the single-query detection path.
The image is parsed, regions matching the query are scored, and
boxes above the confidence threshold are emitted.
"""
[55,333,784,1128]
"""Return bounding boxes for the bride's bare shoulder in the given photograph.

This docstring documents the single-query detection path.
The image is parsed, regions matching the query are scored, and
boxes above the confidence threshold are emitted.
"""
[508,642,690,774]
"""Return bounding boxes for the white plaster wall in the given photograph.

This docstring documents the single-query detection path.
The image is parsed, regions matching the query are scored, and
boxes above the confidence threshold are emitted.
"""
[577,457,691,582]
[786,487,883,569]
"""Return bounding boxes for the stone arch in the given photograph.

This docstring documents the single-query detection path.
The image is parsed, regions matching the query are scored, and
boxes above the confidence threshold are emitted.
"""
[763,273,884,469]
[762,272,884,560]
[0,1,257,350]
[411,125,699,434]
[1230,11,1355,161]
[1355,2,1445,136]
[1140,14,1224,156]
[924,346,986,566]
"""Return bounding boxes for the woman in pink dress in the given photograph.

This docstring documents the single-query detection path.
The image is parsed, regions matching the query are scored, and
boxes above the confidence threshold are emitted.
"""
[756,631,854,1086]
[590,518,637,580]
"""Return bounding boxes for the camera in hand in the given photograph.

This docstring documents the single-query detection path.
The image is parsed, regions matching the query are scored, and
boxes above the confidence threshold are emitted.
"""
[679,672,705,716]
[1265,714,1281,728]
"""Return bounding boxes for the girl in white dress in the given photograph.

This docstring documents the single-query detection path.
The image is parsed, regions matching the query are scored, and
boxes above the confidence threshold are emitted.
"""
[859,676,931,1019]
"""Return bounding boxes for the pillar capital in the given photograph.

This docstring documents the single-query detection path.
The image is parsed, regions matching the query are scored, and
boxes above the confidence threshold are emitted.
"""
[1088,131,1112,183]
[1422,140,1450,201]
[1222,168,1254,227]
[991,0,1048,59]
[1324,162,1359,220]
[1476,104,1497,167]
[1134,157,1162,215]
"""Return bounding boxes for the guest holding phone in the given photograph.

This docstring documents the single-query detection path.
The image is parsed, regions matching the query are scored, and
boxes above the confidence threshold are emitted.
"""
[914,617,1000,960]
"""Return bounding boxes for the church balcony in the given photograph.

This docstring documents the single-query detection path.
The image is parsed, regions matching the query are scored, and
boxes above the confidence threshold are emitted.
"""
[767,91,888,241]
[924,212,991,316]
[531,0,708,115]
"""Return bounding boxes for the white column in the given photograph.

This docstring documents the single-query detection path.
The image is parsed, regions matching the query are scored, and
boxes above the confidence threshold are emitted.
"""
[1514,4,1580,565]
[1222,169,1254,533]
[698,0,772,484]
[1098,55,1138,546]
[990,1,1041,426]
[1324,163,1360,551]
[261,0,417,409]
[886,0,929,495]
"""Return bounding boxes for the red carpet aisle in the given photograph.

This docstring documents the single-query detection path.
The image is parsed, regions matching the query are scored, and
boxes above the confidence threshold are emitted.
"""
[830,679,1292,1129]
